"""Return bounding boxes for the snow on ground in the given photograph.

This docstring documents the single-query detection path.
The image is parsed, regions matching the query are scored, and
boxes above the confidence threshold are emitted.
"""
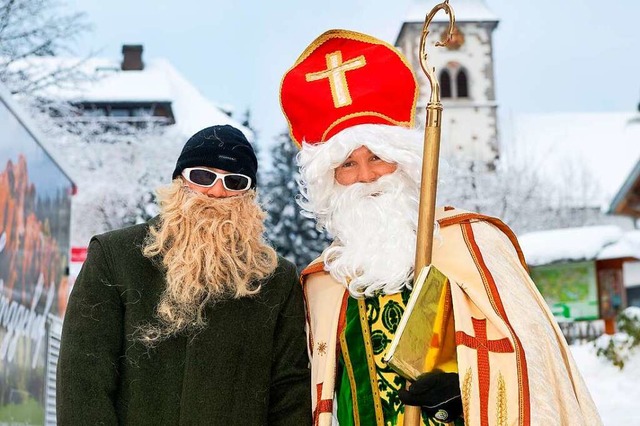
[571,342,640,424]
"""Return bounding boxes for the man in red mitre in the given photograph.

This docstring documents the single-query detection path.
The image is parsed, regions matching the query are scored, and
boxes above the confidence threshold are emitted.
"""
[280,29,602,426]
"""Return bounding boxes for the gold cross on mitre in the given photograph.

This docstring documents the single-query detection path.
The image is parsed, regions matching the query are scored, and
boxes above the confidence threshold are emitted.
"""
[305,51,366,108]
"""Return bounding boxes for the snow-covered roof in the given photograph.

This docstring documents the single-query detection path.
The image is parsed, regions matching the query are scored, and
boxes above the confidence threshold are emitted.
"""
[12,55,251,140]
[519,225,640,266]
[598,229,640,260]
[609,151,640,215]
[506,112,640,209]
[405,0,498,23]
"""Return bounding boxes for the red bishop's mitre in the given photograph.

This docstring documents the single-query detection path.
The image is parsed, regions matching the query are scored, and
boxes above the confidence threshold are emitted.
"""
[280,29,419,147]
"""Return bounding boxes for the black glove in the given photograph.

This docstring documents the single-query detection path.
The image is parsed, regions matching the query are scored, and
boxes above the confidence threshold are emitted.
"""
[398,369,462,423]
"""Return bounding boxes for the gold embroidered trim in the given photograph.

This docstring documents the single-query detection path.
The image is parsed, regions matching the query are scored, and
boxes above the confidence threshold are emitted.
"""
[357,298,385,426]
[291,29,413,75]
[322,112,412,141]
[462,367,473,423]
[340,331,361,426]
[496,372,507,426]
[316,341,327,356]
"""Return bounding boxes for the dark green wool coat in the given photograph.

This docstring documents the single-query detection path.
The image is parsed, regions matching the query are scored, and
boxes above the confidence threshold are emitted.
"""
[56,221,311,425]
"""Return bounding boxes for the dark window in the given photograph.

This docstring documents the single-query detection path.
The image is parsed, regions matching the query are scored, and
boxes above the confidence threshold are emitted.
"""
[440,69,452,98]
[456,69,469,98]
[109,108,130,117]
[71,102,175,126]
[83,107,107,117]
[132,107,153,117]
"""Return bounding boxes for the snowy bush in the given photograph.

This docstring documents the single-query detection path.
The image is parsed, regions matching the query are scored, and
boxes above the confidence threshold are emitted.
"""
[594,307,640,369]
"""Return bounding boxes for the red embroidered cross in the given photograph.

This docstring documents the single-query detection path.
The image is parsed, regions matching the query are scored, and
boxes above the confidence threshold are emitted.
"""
[314,383,332,425]
[456,317,514,426]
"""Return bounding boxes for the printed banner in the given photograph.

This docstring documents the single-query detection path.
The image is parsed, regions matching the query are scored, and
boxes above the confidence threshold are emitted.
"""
[0,97,73,424]
[530,261,599,321]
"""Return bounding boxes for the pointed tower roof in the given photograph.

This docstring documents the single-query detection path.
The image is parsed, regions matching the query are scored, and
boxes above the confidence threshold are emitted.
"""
[405,0,498,23]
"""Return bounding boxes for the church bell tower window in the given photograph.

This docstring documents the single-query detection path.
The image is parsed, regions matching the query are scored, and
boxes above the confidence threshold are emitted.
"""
[440,69,452,98]
[440,65,470,99]
[456,69,469,98]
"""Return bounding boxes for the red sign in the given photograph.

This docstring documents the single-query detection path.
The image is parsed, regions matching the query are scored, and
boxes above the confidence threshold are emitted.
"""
[70,246,88,263]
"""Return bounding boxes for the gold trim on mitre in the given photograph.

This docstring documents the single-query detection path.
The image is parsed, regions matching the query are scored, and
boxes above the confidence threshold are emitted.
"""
[321,111,414,143]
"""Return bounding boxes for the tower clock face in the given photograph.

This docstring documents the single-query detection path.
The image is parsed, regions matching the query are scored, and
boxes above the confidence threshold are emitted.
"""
[441,25,465,50]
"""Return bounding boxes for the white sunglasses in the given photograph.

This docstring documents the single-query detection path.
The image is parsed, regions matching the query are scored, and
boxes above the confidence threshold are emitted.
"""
[181,167,252,191]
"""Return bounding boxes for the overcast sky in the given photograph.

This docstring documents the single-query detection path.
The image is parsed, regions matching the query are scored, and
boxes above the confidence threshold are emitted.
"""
[70,0,640,146]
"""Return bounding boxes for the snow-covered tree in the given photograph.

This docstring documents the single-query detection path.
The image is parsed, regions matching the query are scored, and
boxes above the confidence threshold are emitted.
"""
[438,143,604,234]
[240,107,265,182]
[0,0,92,96]
[23,104,184,247]
[262,130,330,269]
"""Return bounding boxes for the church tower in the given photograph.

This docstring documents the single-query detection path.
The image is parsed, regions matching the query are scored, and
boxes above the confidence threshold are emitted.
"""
[395,0,500,166]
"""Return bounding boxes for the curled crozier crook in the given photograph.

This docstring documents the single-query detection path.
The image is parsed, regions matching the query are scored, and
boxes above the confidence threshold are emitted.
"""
[419,0,456,104]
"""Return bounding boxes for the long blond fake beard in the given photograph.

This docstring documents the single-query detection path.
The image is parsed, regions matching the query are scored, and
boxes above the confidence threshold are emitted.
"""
[323,171,421,298]
[139,181,278,345]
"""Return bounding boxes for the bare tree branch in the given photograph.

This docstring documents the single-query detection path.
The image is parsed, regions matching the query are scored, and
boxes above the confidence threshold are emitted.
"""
[0,0,92,96]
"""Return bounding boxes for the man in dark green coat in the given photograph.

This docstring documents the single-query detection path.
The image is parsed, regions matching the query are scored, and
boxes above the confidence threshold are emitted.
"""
[57,125,311,425]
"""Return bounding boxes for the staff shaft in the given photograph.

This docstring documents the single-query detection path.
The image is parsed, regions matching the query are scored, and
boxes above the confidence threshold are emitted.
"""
[414,104,443,270]
[403,103,443,426]
[403,3,453,425]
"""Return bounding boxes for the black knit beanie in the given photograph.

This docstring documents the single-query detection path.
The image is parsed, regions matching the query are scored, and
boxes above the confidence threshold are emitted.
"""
[172,125,258,188]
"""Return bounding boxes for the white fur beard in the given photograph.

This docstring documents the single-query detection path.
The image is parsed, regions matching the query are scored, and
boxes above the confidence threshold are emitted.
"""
[323,172,419,297]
